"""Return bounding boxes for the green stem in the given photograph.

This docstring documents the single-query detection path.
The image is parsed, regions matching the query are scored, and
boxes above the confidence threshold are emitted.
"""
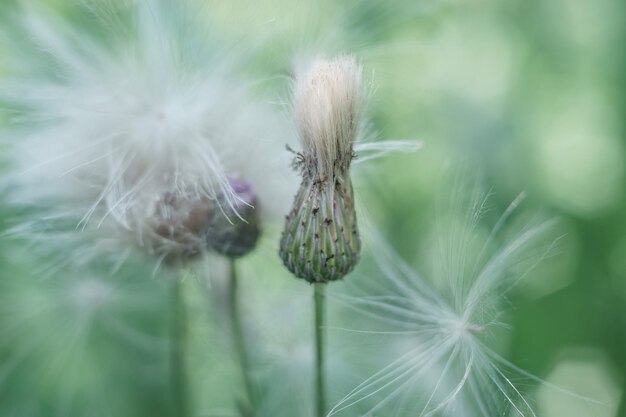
[171,277,189,417]
[228,258,256,413]
[314,283,327,417]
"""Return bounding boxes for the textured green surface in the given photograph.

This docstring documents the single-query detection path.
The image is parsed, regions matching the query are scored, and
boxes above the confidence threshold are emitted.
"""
[280,175,360,283]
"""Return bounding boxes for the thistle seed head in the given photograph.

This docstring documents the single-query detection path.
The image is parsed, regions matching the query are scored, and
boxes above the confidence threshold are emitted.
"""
[1,2,290,270]
[280,56,363,284]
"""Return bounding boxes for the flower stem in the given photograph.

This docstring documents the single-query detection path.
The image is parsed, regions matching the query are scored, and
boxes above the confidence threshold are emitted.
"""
[171,277,189,417]
[228,258,256,413]
[314,283,327,417]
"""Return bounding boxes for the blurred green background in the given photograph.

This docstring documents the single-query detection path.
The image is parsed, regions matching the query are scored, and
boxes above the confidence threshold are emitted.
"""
[0,0,625,416]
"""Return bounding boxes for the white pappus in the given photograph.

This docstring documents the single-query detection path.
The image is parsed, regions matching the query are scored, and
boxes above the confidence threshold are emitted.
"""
[0,0,295,266]
[327,179,593,416]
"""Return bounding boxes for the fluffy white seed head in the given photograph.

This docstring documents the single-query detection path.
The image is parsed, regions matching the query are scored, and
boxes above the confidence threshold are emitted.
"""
[1,1,294,264]
[294,55,364,179]
[328,181,565,416]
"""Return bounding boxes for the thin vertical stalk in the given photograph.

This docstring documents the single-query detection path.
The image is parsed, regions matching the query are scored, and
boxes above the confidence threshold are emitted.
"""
[228,258,256,413]
[171,277,189,417]
[617,388,626,417]
[314,283,327,417]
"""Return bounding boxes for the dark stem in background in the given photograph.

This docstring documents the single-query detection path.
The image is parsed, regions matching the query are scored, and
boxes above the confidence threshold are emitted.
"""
[228,258,257,413]
[314,283,327,417]
[171,277,189,417]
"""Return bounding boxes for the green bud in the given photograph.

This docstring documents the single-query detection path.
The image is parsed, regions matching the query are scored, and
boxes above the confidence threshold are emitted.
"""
[280,173,360,283]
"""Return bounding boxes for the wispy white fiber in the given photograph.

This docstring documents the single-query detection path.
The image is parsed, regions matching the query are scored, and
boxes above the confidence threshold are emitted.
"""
[290,54,421,176]
[1,0,293,263]
[0,249,167,416]
[328,182,573,416]
[294,55,364,179]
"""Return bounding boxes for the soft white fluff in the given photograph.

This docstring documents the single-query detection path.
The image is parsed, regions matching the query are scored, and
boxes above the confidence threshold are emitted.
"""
[1,1,293,262]
[293,55,364,179]
[329,185,573,416]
